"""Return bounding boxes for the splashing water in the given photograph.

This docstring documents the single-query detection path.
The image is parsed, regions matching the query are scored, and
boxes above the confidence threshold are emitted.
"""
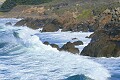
[0,18,111,80]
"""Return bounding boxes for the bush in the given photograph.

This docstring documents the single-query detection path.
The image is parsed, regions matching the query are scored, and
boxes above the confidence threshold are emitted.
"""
[0,0,53,12]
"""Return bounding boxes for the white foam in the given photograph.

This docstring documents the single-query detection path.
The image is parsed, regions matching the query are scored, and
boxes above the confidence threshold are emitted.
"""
[0,19,111,80]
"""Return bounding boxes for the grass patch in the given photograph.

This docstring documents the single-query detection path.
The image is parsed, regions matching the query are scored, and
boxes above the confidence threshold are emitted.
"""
[77,9,92,20]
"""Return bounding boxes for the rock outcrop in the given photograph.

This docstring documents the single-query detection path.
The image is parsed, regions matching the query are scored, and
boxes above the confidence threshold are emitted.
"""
[81,23,120,57]
[81,8,120,57]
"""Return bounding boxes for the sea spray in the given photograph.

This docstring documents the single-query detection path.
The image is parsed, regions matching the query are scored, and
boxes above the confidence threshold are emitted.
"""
[0,18,111,80]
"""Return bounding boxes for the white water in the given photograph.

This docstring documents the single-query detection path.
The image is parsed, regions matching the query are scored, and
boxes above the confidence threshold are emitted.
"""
[0,18,114,80]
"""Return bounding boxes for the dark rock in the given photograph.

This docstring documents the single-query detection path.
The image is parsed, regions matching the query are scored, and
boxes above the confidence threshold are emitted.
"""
[43,41,49,45]
[76,23,89,32]
[72,38,78,40]
[50,44,60,50]
[81,22,120,57]
[15,18,54,29]
[89,30,109,42]
[81,39,118,57]
[62,23,89,32]
[5,22,12,26]
[15,18,28,26]
[61,42,79,54]
[15,18,61,31]
[73,41,83,45]
[42,23,59,32]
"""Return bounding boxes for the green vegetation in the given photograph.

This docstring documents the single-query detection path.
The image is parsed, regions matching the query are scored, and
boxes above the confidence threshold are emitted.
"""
[77,9,92,20]
[0,0,53,12]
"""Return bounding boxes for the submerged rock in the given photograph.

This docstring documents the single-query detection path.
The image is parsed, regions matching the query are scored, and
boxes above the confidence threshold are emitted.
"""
[5,22,12,26]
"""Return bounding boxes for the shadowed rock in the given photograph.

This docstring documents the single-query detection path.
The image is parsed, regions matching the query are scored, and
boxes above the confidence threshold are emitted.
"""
[73,41,83,45]
[61,42,79,54]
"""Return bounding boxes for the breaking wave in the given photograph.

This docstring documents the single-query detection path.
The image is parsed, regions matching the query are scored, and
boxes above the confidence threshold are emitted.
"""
[0,18,110,80]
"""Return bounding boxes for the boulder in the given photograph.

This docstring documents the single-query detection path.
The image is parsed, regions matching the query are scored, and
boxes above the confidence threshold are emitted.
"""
[73,41,83,45]
[61,42,79,54]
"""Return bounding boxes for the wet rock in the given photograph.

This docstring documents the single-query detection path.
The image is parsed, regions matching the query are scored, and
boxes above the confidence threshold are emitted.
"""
[43,41,49,45]
[81,39,118,57]
[50,44,60,50]
[15,18,61,31]
[15,18,53,29]
[15,18,28,26]
[81,22,120,57]
[61,42,79,54]
[73,41,83,45]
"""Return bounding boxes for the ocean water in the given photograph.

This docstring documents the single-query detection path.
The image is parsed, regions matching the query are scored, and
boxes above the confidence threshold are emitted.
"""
[0,18,119,80]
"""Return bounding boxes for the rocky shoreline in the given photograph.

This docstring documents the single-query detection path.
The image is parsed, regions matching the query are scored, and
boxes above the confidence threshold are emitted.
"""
[1,0,120,57]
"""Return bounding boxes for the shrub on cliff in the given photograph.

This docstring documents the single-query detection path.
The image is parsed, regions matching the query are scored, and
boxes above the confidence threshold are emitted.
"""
[0,0,52,12]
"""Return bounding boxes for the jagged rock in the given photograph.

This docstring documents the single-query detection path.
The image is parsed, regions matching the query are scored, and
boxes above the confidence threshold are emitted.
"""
[61,42,79,54]
[73,41,83,45]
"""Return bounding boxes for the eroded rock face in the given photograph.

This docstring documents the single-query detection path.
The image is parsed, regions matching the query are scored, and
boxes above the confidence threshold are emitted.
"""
[81,22,120,57]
